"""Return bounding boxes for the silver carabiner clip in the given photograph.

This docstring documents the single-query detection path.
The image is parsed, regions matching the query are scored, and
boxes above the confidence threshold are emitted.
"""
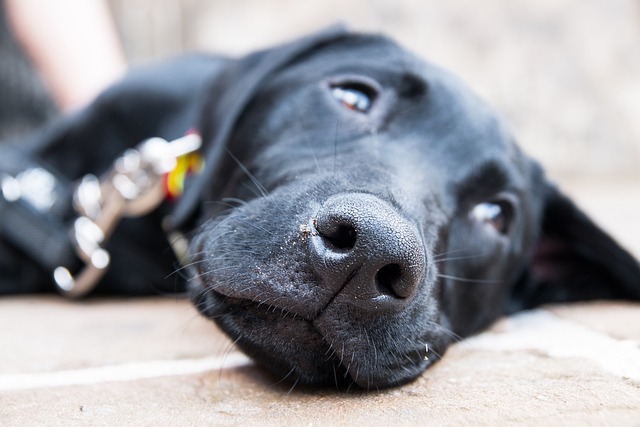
[54,133,202,298]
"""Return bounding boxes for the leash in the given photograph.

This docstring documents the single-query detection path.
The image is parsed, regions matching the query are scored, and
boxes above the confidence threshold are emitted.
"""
[0,133,202,298]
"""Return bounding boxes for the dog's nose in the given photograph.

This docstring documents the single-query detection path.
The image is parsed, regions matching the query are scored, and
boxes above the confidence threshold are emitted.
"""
[309,193,426,312]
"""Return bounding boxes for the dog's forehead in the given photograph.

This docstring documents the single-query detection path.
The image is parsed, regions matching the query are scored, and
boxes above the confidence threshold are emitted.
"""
[311,38,521,167]
[279,34,427,85]
[280,35,517,152]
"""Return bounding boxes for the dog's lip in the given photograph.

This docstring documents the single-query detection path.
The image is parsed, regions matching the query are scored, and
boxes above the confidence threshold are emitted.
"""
[189,268,323,321]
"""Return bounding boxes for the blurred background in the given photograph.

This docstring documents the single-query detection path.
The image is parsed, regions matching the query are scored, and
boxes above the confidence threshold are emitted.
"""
[107,0,640,183]
[1,0,638,253]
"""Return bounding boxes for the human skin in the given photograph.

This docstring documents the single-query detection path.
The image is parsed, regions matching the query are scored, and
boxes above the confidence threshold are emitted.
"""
[5,0,126,111]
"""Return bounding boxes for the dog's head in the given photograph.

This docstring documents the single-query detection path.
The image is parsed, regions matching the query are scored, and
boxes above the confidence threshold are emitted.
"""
[177,29,640,389]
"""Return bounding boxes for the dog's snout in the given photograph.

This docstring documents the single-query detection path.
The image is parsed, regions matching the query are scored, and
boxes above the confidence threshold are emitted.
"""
[309,193,426,311]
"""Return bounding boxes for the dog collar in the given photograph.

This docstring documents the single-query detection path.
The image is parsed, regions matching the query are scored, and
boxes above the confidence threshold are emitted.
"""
[163,147,204,200]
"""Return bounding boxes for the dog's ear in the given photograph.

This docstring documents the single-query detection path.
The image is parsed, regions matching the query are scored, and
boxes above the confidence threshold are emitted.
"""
[170,24,350,229]
[509,173,640,311]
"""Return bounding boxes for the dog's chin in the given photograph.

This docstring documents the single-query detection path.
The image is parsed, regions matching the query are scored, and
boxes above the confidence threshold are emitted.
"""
[190,277,442,390]
[192,287,350,387]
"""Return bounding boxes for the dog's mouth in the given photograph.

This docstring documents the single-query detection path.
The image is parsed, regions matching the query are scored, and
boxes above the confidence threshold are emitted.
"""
[190,277,440,390]
[187,191,447,389]
[190,284,350,387]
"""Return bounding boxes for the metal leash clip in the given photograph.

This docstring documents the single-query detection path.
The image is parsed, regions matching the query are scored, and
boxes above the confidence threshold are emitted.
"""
[53,133,202,298]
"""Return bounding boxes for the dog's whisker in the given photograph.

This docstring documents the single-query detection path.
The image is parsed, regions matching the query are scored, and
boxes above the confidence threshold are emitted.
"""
[270,365,297,389]
[434,254,485,264]
[362,329,378,375]
[425,346,444,360]
[228,217,274,236]
[371,336,378,371]
[437,273,500,285]
[331,363,341,390]
[427,321,463,343]
[401,357,414,369]
[190,246,264,266]
[352,364,361,388]
[286,375,300,396]
[324,343,337,360]
[218,336,243,382]
[411,344,424,363]
[220,197,248,207]
[343,351,356,379]
[192,216,239,244]
[225,148,270,198]
[345,378,355,394]
[338,341,346,367]
[187,265,242,283]
[432,248,476,261]
[181,254,210,269]
[189,264,240,277]
[294,104,323,174]
[166,259,208,280]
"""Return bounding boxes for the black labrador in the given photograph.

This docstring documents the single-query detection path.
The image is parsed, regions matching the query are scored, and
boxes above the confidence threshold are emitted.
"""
[1,27,639,389]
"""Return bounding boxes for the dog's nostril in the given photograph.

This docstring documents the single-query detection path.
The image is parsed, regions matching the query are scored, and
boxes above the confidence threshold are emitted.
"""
[375,263,404,298]
[316,221,357,250]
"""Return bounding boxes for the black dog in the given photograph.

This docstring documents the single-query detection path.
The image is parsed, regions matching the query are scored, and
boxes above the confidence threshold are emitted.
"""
[1,27,639,389]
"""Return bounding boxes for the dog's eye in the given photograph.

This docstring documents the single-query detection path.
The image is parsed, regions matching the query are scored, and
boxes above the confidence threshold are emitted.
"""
[330,83,377,113]
[471,201,513,235]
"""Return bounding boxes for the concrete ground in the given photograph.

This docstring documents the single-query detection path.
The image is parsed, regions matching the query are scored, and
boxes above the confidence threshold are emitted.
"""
[1,182,639,426]
[1,301,639,425]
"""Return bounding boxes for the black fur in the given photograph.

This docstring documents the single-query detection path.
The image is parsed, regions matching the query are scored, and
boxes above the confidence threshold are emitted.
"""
[1,28,638,389]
